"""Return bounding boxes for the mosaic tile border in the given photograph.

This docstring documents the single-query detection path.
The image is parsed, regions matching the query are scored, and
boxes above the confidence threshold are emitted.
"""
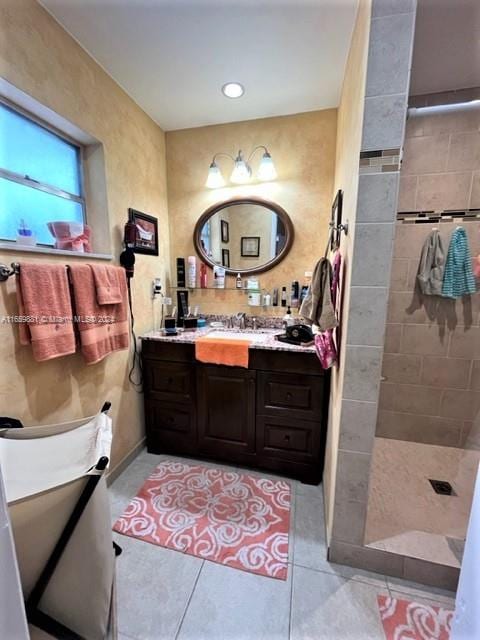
[397,208,480,224]
[359,148,401,174]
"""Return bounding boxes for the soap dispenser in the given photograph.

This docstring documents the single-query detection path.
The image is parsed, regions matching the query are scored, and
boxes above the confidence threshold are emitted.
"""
[282,306,294,328]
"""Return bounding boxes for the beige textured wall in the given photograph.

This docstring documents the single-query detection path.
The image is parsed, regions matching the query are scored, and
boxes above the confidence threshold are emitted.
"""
[380,101,480,449]
[166,110,337,316]
[323,0,371,542]
[0,0,170,470]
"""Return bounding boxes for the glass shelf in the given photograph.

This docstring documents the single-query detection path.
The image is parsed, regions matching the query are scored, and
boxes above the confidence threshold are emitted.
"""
[170,286,257,291]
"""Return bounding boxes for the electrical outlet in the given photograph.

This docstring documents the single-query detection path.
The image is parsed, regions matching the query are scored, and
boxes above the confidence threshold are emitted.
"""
[152,278,162,297]
[162,296,172,305]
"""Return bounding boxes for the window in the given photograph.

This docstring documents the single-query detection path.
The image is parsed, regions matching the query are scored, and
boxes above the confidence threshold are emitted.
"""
[0,101,85,246]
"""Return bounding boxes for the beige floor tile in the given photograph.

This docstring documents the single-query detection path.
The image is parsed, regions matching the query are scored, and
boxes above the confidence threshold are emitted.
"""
[365,437,479,567]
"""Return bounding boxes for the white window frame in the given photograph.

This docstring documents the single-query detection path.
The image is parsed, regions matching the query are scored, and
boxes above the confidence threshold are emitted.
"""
[0,97,86,245]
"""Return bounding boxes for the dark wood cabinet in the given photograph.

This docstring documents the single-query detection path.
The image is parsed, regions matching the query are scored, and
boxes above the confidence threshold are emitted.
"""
[142,340,330,484]
[197,366,256,464]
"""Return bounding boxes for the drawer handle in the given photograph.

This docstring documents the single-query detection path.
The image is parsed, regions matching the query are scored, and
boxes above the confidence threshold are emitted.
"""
[284,434,290,442]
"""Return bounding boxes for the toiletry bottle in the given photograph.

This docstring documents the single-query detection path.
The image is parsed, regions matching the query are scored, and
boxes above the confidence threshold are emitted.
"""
[263,291,271,306]
[300,271,312,304]
[236,273,242,289]
[281,286,287,307]
[200,262,208,288]
[187,256,196,288]
[290,281,299,308]
[177,258,186,288]
[272,288,279,306]
[213,265,225,288]
[248,289,261,306]
[282,306,293,328]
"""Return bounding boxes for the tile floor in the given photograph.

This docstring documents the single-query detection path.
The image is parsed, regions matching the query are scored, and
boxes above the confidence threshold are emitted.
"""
[110,450,456,640]
[365,437,480,567]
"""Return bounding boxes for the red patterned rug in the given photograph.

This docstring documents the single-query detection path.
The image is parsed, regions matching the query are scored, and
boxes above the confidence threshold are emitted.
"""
[113,461,291,579]
[377,595,454,639]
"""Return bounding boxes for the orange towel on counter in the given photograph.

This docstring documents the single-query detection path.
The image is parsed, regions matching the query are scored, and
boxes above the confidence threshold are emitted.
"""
[195,337,250,368]
[90,264,123,305]
[69,264,129,365]
[15,263,76,362]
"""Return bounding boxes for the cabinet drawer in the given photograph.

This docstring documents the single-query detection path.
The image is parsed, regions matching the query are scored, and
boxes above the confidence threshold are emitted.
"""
[149,402,191,433]
[144,361,194,401]
[145,400,196,455]
[257,372,323,421]
[256,415,320,464]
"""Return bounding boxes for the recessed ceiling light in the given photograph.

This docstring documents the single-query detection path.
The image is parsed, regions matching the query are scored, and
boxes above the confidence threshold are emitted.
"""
[222,82,244,99]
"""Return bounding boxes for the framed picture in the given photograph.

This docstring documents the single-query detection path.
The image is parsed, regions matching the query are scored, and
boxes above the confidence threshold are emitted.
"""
[241,236,260,258]
[330,189,344,251]
[128,208,159,256]
[221,219,229,243]
[222,248,230,268]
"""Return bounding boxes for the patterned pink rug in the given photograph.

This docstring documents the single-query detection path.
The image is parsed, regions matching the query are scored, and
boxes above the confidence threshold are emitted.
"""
[113,461,291,579]
[377,595,454,640]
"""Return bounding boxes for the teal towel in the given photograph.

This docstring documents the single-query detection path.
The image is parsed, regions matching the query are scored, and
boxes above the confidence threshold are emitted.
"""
[442,227,477,298]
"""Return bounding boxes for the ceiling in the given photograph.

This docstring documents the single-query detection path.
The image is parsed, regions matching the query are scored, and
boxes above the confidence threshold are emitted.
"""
[410,0,480,96]
[39,0,358,131]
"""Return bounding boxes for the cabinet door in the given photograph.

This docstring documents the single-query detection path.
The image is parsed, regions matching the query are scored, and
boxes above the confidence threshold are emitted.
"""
[196,365,256,462]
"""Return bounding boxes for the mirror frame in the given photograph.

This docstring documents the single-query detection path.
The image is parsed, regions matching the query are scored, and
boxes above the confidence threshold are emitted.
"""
[193,196,294,275]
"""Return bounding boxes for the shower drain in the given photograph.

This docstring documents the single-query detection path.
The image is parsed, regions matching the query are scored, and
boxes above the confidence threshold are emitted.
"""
[429,479,455,496]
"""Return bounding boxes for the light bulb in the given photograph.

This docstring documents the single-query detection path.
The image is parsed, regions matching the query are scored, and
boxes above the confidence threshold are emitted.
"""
[257,151,277,181]
[205,161,225,188]
[230,151,251,184]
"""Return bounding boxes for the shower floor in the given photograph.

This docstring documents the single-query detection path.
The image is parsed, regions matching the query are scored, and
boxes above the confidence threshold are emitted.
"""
[365,437,480,568]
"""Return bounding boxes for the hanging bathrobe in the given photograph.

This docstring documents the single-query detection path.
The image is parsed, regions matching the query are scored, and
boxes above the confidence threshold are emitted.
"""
[417,229,445,296]
[442,227,477,298]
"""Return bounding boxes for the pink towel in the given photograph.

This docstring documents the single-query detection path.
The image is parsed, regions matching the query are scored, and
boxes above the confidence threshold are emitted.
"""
[69,264,129,365]
[15,263,76,362]
[90,264,123,305]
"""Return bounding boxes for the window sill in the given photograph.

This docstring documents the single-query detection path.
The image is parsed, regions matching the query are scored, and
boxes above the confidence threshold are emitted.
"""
[0,242,113,261]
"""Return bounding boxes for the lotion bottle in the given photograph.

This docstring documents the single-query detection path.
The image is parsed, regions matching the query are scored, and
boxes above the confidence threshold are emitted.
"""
[213,265,225,288]
[187,256,196,288]
[200,262,208,288]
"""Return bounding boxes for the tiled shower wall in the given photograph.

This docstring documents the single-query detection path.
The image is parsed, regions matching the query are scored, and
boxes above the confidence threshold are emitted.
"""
[399,88,480,212]
[379,95,480,448]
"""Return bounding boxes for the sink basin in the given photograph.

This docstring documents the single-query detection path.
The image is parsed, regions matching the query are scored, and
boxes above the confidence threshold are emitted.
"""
[205,330,268,343]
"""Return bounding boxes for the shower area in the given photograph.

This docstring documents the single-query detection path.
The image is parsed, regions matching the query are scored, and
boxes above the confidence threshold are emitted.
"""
[364,1,480,571]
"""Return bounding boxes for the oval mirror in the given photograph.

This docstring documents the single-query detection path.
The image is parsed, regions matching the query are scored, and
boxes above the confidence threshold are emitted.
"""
[193,197,294,275]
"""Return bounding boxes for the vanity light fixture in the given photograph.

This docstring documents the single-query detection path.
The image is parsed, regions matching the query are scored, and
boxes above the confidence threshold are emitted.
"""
[205,160,226,189]
[205,146,277,188]
[222,82,245,98]
[230,150,251,184]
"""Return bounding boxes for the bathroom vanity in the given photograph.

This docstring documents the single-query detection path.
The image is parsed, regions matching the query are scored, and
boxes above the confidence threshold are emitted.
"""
[141,330,330,484]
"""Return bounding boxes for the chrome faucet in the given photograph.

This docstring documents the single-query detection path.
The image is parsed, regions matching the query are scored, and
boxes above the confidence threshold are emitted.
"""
[235,312,246,330]
[251,316,257,331]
